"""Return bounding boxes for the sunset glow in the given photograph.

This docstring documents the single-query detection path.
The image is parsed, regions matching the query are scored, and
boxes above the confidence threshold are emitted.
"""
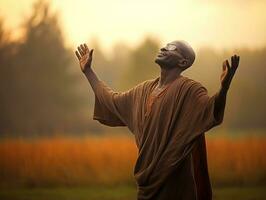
[0,0,266,53]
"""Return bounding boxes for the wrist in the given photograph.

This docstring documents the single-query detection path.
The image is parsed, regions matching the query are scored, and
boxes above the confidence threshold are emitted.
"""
[84,67,93,76]
[220,85,229,93]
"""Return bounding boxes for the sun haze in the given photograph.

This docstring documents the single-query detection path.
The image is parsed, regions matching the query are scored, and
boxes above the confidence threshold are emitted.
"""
[0,0,265,53]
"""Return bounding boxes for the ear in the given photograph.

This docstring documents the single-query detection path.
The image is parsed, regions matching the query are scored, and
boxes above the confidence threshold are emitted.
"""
[178,58,189,69]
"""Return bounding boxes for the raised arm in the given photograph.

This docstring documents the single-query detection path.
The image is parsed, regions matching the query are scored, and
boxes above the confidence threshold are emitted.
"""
[74,43,139,129]
[75,43,100,92]
[214,55,240,121]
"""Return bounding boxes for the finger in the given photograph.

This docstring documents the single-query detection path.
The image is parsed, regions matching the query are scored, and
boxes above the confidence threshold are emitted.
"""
[78,46,83,56]
[75,50,81,60]
[232,55,238,71]
[234,56,240,71]
[81,44,86,53]
[78,46,84,56]
[89,49,94,57]
[231,56,234,68]
[222,61,227,71]
[234,54,238,65]
[84,43,89,52]
[226,60,230,72]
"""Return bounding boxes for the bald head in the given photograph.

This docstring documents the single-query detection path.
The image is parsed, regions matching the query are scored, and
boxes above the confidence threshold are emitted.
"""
[155,40,196,71]
[171,40,196,68]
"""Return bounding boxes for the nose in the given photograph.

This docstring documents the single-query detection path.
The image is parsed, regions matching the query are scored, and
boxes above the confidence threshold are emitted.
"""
[160,47,167,51]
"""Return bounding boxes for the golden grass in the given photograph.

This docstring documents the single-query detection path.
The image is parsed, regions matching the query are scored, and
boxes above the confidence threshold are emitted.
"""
[0,135,265,187]
[207,136,266,185]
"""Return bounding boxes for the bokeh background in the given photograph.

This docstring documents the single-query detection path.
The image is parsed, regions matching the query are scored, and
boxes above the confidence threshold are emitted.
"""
[0,0,265,199]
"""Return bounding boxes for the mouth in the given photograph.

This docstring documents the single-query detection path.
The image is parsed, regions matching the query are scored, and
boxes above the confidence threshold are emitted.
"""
[157,51,166,57]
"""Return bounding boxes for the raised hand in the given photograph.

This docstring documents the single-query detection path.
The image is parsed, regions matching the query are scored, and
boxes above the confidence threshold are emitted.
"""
[220,55,240,90]
[75,44,94,73]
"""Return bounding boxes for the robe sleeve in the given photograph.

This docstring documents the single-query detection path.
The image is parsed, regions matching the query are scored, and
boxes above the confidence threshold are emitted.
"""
[93,80,139,129]
[183,81,226,135]
[187,83,225,200]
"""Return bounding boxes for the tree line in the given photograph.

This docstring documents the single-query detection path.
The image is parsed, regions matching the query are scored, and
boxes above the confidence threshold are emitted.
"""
[0,0,265,137]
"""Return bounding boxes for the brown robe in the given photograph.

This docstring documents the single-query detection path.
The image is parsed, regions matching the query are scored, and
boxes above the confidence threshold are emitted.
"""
[93,76,225,200]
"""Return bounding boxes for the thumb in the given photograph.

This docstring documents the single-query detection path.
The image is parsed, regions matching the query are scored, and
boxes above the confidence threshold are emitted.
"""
[89,49,94,57]
[222,61,226,71]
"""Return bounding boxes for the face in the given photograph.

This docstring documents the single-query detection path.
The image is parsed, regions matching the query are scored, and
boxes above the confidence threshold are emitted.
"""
[155,41,187,69]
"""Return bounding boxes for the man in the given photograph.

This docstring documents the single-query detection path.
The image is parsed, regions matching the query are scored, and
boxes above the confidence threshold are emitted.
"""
[75,40,240,200]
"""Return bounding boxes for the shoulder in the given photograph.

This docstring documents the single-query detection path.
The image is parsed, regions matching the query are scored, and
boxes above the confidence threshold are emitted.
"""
[123,77,158,96]
[182,76,206,90]
[181,76,202,86]
[175,76,208,97]
[133,77,159,90]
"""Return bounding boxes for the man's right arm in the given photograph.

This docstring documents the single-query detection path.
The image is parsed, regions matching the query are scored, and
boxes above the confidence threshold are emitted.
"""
[75,43,130,127]
[75,43,103,93]
[84,68,101,93]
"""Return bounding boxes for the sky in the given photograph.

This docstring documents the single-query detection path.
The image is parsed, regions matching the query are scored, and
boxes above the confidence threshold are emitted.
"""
[0,0,266,53]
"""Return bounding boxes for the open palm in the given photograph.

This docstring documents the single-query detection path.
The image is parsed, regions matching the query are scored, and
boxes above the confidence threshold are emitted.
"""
[221,55,240,90]
[75,44,94,73]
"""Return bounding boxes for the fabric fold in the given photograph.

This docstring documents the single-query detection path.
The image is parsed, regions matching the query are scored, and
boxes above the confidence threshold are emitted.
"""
[93,76,225,200]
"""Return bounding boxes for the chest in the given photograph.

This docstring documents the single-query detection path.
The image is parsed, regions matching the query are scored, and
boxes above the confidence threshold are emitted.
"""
[145,86,175,117]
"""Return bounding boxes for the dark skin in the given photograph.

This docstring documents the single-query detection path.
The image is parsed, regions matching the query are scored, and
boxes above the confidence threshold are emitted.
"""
[153,41,240,120]
[75,42,240,121]
[153,41,193,93]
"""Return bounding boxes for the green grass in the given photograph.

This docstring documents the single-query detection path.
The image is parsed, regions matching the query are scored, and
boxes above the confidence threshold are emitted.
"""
[213,186,266,200]
[0,185,136,200]
[0,185,265,200]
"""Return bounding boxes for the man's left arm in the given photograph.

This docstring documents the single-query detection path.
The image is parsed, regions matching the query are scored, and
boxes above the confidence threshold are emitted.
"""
[214,55,240,121]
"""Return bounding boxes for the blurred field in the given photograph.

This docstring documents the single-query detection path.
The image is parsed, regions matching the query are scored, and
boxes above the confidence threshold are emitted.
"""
[0,185,266,200]
[0,135,266,188]
[0,136,137,187]
[207,137,266,186]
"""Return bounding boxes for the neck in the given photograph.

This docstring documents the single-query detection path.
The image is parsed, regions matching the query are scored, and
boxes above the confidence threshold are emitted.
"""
[158,67,182,87]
